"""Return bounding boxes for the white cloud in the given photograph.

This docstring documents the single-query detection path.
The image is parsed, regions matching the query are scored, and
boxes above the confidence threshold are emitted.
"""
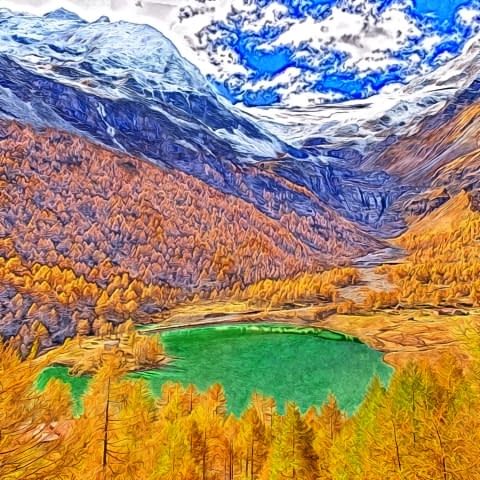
[166,0,443,106]
[246,66,303,91]
[239,2,289,33]
[457,6,480,24]
[420,33,443,51]
[258,4,422,71]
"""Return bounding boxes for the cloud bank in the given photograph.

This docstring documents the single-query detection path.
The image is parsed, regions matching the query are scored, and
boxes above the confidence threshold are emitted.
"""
[171,0,480,106]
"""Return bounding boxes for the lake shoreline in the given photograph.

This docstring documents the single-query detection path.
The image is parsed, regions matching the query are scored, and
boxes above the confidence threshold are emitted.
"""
[141,300,480,370]
[40,322,392,416]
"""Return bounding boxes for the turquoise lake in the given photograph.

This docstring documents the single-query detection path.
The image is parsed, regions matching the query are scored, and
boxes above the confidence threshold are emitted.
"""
[38,323,393,415]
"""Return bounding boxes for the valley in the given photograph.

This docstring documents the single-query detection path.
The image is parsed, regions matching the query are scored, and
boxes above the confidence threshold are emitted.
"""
[3,94,480,385]
[1,5,480,479]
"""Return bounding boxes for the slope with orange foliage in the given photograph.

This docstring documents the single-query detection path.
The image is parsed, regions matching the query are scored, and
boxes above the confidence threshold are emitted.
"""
[0,120,377,278]
[0,122,296,291]
[431,148,480,197]
[0,120,381,343]
[0,242,181,351]
[234,267,361,308]
[363,190,480,309]
[402,189,472,237]
[363,98,480,184]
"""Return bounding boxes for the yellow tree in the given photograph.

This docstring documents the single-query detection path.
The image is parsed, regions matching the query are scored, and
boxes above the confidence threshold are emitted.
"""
[221,414,239,480]
[132,335,164,367]
[151,414,199,480]
[0,339,75,479]
[309,393,345,477]
[64,351,131,480]
[332,376,386,479]
[112,379,157,479]
[182,384,201,416]
[251,393,276,437]
[265,402,318,480]
[189,385,227,480]
[238,405,268,480]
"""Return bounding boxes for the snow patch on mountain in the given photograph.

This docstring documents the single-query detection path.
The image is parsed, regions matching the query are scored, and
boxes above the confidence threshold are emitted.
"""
[0,7,292,160]
[245,32,480,151]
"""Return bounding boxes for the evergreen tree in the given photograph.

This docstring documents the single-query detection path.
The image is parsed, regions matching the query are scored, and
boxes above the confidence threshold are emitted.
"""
[266,402,318,480]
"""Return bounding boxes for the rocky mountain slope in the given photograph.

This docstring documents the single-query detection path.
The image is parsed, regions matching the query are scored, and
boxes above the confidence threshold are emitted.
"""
[1,7,479,263]
[0,118,381,284]
[0,8,387,252]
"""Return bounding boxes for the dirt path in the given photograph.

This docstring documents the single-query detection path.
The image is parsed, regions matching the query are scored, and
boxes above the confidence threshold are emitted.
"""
[339,267,395,303]
[144,305,321,334]
[338,246,404,303]
[353,246,404,268]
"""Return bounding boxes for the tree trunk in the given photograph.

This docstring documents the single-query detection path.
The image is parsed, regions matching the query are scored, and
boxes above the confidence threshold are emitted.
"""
[392,419,402,473]
[250,438,254,480]
[102,379,111,480]
[202,429,207,480]
[229,441,234,480]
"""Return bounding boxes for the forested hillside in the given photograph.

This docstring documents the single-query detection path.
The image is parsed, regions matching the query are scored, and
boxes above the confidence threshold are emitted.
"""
[0,120,379,345]
[365,190,480,309]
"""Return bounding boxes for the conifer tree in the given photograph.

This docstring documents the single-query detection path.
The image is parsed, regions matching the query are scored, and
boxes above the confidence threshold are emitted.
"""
[266,402,318,480]
[311,394,345,476]
[0,339,75,479]
[239,406,269,480]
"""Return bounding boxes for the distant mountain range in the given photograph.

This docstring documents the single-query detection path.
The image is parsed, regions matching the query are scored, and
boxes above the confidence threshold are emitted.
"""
[0,7,479,261]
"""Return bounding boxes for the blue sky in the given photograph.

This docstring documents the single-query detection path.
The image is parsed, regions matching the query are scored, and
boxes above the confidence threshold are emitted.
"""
[175,0,480,107]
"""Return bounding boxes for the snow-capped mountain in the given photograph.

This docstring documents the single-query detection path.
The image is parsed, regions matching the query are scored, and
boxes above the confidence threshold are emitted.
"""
[0,7,305,162]
[0,7,388,257]
[246,33,480,156]
[1,7,480,240]
[2,6,480,167]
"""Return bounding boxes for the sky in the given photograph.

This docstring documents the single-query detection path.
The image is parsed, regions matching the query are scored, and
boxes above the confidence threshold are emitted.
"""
[3,0,480,107]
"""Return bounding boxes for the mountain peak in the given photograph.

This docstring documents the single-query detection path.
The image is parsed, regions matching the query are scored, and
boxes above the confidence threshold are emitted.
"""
[94,15,111,24]
[0,8,296,160]
[43,8,84,22]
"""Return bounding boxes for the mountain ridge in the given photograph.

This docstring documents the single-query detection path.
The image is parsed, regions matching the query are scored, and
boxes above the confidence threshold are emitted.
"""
[1,7,479,247]
[0,7,301,161]
[0,8,385,256]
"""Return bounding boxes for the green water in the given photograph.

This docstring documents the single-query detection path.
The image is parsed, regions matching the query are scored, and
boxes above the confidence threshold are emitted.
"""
[38,324,392,415]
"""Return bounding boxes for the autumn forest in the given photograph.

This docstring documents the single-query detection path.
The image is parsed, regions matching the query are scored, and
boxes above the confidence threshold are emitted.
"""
[2,112,480,478]
[3,3,480,478]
